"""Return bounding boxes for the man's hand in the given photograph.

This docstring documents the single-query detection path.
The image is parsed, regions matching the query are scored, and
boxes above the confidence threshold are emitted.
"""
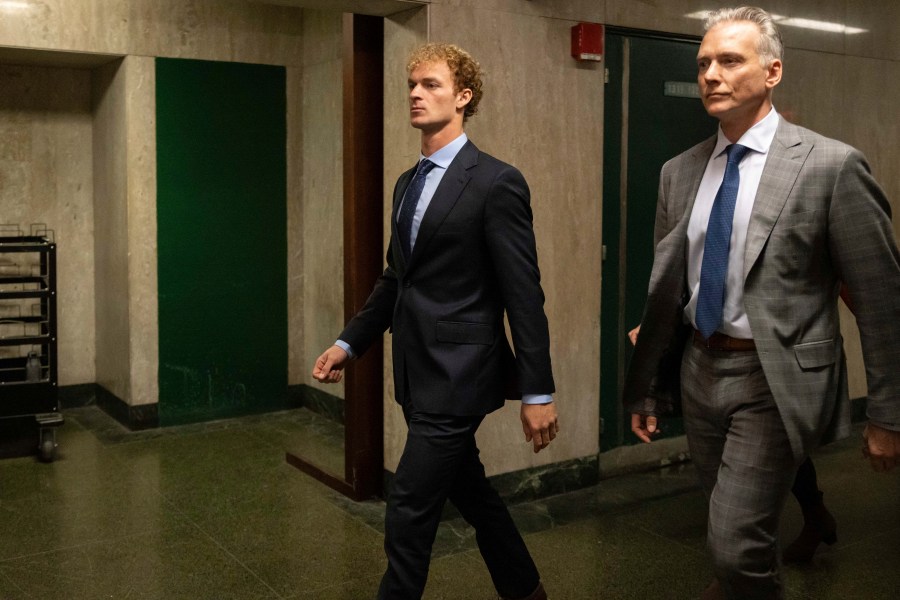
[520,403,559,454]
[312,345,349,384]
[631,413,660,444]
[628,324,641,346]
[862,422,900,472]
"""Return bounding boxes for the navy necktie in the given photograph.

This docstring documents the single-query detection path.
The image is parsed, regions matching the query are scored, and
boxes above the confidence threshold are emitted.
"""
[397,159,436,259]
[695,143,752,339]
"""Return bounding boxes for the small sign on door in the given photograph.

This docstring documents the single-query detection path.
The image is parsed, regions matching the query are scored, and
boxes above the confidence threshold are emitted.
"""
[664,81,701,99]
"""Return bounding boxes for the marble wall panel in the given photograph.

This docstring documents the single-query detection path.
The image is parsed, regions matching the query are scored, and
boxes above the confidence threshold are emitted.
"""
[846,0,900,61]
[840,55,900,222]
[92,59,130,401]
[299,10,344,392]
[0,63,96,386]
[287,65,305,386]
[602,0,874,56]
[604,0,720,40]
[426,0,604,22]
[125,0,302,65]
[775,48,846,142]
[124,56,158,406]
[0,0,124,56]
[0,0,306,67]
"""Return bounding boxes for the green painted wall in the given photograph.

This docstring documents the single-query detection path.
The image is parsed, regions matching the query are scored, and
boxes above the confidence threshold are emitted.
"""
[156,58,287,426]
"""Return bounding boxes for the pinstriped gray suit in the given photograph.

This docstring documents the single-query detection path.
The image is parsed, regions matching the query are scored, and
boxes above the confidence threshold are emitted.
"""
[623,117,900,597]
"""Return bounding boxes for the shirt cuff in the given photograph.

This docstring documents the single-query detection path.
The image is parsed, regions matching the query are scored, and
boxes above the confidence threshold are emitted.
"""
[334,340,355,359]
[522,394,553,405]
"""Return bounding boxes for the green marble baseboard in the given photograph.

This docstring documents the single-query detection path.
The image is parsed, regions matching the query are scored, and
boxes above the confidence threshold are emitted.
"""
[288,384,344,424]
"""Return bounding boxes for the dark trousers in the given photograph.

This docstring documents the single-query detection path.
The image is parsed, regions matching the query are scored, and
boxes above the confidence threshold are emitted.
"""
[377,405,540,600]
[791,456,821,508]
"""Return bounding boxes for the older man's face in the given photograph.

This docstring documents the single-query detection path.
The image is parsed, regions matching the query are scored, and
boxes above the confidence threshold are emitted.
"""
[696,20,781,127]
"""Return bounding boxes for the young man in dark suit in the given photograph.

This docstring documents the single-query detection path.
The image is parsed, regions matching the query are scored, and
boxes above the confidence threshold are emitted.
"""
[313,43,558,600]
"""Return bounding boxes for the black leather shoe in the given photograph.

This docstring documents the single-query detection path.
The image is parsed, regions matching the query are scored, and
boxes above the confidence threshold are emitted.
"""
[500,581,547,600]
[784,495,837,563]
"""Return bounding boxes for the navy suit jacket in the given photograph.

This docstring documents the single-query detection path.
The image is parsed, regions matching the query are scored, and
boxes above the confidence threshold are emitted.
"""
[339,140,555,416]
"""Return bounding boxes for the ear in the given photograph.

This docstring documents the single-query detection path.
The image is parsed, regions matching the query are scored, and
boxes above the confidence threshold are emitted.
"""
[456,88,473,111]
[765,58,782,90]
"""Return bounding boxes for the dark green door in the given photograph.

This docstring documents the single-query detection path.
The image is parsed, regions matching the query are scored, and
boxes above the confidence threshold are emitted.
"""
[600,33,717,450]
[156,58,287,426]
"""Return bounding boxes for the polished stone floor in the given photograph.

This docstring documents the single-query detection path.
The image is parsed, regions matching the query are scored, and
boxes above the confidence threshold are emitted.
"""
[0,406,897,599]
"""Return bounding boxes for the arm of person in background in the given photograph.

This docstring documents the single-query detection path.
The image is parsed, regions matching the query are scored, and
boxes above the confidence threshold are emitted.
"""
[626,323,660,443]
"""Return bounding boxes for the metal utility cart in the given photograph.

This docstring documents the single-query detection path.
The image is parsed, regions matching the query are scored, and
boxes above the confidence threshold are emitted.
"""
[0,226,62,462]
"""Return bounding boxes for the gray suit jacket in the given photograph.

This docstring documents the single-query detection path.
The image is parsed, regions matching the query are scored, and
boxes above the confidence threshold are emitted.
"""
[623,117,900,458]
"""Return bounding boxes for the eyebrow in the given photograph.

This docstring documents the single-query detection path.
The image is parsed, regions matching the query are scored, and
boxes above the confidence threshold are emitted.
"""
[409,76,441,85]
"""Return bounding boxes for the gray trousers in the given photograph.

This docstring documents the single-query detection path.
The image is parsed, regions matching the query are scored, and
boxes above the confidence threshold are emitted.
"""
[681,339,800,600]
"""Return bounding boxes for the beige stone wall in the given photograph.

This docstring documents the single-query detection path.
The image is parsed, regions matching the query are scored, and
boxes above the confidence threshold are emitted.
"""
[295,10,345,392]
[0,63,95,386]
[91,55,158,406]
[92,59,129,399]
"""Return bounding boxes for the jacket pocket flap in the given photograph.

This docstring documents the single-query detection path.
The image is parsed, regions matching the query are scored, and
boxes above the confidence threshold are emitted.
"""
[436,321,493,345]
[793,339,835,369]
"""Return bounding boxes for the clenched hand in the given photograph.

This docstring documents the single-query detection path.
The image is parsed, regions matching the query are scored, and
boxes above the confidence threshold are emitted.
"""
[521,402,559,453]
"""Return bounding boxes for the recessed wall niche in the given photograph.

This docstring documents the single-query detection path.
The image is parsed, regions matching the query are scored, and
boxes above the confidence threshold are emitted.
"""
[0,58,99,390]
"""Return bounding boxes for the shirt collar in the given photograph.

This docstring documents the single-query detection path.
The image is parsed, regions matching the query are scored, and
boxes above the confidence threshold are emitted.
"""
[713,107,779,159]
[420,132,468,169]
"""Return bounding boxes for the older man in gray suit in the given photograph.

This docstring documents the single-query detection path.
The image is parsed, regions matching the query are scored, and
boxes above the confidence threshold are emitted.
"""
[624,6,900,599]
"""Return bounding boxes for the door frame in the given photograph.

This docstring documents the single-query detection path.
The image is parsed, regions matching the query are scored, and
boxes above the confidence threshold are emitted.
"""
[600,27,706,452]
[286,13,385,501]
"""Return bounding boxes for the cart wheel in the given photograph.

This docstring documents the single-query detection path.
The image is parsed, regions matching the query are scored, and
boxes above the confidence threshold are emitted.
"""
[39,428,57,463]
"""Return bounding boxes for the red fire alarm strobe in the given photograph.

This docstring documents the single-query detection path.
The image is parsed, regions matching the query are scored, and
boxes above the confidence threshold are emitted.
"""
[571,22,603,61]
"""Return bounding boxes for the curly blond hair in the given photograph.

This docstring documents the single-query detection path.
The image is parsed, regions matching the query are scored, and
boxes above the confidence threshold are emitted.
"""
[407,43,484,121]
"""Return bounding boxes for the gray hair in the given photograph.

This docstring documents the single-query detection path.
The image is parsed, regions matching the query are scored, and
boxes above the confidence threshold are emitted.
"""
[705,6,784,66]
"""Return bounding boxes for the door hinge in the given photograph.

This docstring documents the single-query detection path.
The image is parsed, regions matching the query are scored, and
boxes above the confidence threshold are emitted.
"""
[600,417,605,434]
[601,244,607,261]
[604,68,609,84]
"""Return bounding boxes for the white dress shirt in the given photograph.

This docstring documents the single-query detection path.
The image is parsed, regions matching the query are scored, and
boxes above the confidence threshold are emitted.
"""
[685,107,780,339]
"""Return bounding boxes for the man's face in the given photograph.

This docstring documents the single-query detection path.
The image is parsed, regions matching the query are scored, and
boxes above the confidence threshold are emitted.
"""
[407,60,469,133]
[697,21,781,125]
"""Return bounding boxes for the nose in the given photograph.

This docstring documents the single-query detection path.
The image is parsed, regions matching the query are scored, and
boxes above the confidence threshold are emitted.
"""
[703,61,721,82]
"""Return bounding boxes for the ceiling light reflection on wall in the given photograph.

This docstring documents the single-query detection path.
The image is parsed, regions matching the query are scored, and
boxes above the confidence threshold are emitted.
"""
[0,0,34,12]
[684,11,868,35]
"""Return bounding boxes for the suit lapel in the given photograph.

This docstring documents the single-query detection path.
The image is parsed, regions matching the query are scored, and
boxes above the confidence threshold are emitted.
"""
[405,141,476,269]
[676,137,717,226]
[743,119,811,280]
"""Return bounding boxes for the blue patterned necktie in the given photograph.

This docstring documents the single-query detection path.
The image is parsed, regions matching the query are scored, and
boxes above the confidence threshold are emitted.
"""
[397,159,436,259]
[695,143,752,339]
